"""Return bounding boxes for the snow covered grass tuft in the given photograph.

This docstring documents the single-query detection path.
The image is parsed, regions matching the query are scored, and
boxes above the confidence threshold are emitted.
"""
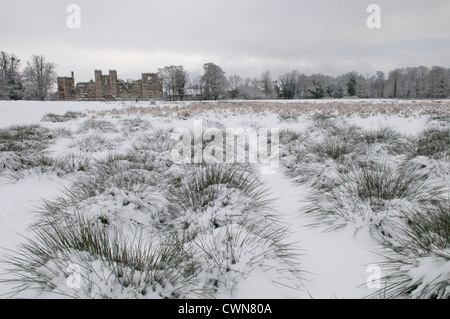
[69,134,117,153]
[165,163,301,297]
[303,163,446,236]
[119,117,152,134]
[279,114,449,298]
[363,126,411,155]
[412,126,449,159]
[2,124,302,298]
[3,213,199,299]
[77,119,118,134]
[0,124,55,173]
[42,111,85,123]
[168,164,268,214]
[281,118,448,237]
[3,100,447,299]
[370,201,450,299]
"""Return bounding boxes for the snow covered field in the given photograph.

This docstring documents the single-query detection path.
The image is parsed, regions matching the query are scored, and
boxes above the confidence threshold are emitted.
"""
[0,99,448,299]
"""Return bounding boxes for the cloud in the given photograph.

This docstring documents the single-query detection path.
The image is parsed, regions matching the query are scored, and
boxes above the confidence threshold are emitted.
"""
[1,0,449,80]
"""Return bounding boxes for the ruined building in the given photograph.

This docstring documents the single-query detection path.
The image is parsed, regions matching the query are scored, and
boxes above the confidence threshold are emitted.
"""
[57,70,163,101]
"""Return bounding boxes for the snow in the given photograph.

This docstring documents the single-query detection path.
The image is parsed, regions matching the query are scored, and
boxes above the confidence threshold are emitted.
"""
[0,100,138,129]
[259,169,384,298]
[0,99,448,299]
[0,174,71,297]
[406,252,450,299]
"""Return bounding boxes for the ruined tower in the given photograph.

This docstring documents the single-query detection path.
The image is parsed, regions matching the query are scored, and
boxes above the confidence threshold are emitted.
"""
[94,70,104,99]
[142,73,163,100]
[57,71,76,100]
[108,70,118,98]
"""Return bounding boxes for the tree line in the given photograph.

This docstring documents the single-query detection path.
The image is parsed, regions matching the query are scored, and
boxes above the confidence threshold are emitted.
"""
[1,50,449,101]
[163,63,450,101]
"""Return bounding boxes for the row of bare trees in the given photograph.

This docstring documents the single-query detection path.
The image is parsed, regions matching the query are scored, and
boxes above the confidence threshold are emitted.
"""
[176,63,450,100]
[223,66,450,100]
[0,52,57,101]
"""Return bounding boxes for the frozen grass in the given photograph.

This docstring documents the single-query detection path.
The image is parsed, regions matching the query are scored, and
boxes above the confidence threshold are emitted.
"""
[1,101,448,299]
[2,125,301,298]
[69,134,117,153]
[279,114,449,298]
[42,111,85,123]
[303,163,447,236]
[363,126,411,155]
[90,100,450,119]
[281,118,447,231]
[412,127,449,159]
[77,119,118,134]
[3,214,199,299]
[0,124,55,172]
[369,201,450,299]
[119,117,152,134]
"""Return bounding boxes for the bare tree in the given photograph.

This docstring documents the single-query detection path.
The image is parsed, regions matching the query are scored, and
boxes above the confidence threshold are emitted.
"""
[261,70,274,98]
[228,74,242,99]
[23,55,57,101]
[158,65,189,101]
[374,71,385,98]
[428,66,448,98]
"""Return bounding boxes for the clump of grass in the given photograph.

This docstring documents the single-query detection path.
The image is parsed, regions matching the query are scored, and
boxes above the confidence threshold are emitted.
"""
[310,113,337,130]
[5,152,92,181]
[2,213,200,299]
[191,222,301,297]
[42,111,85,123]
[52,152,92,173]
[301,123,365,162]
[51,127,73,138]
[412,127,449,159]
[370,201,450,299]
[279,129,305,146]
[347,164,441,204]
[125,129,176,174]
[363,126,409,155]
[33,151,173,232]
[2,126,303,299]
[306,137,356,161]
[120,118,152,133]
[0,124,54,153]
[303,162,446,237]
[278,113,298,123]
[77,119,118,134]
[167,164,269,215]
[364,126,400,145]
[281,122,366,190]
[162,162,302,296]
[69,134,116,153]
[0,124,55,172]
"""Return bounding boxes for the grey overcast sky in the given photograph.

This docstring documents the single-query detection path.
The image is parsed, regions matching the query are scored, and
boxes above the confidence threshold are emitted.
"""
[1,0,449,82]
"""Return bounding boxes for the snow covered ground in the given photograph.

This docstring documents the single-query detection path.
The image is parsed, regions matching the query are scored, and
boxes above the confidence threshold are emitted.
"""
[0,99,448,299]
